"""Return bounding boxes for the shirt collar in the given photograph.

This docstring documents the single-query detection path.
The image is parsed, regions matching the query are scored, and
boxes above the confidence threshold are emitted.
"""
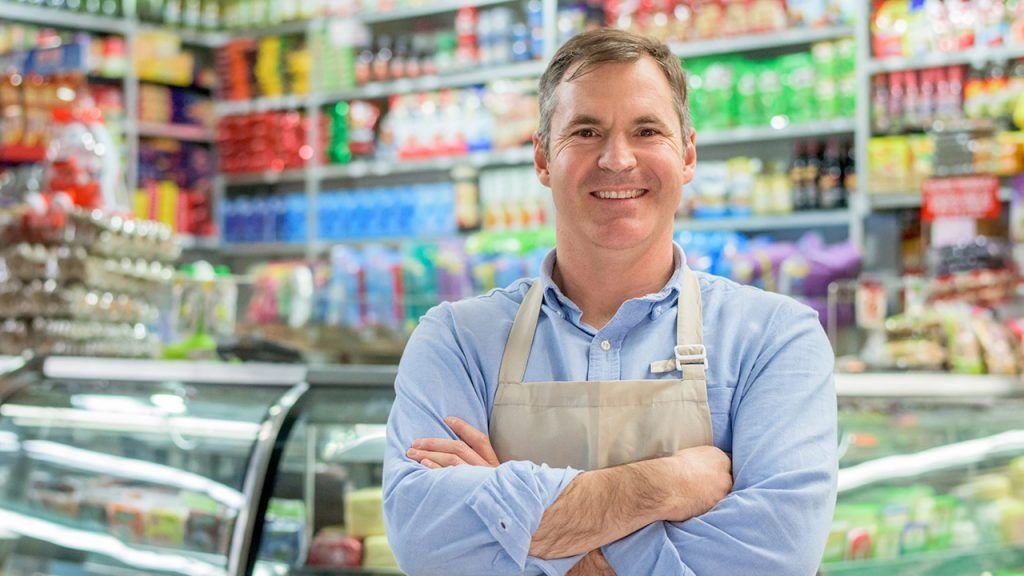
[538,242,687,317]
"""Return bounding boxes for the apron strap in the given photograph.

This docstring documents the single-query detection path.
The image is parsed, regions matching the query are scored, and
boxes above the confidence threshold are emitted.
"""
[675,267,707,381]
[497,280,545,384]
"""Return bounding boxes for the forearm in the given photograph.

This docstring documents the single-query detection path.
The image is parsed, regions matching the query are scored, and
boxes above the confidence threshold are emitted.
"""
[385,457,584,576]
[529,457,673,559]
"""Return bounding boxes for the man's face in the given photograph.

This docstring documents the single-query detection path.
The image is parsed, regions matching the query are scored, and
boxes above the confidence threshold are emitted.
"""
[535,56,696,252]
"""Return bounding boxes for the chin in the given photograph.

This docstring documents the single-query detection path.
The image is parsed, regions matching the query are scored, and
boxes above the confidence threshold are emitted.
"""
[589,222,655,250]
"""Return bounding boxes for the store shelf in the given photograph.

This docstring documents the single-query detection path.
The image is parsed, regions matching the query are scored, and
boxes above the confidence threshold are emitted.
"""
[867,186,1013,211]
[218,242,311,256]
[838,429,1024,493]
[179,235,222,251]
[698,118,855,147]
[222,19,313,39]
[318,146,534,180]
[215,93,312,116]
[219,168,309,187]
[0,505,228,576]
[0,2,129,34]
[670,25,854,60]
[320,60,547,104]
[358,0,517,23]
[0,356,25,378]
[835,372,1024,399]
[0,144,46,164]
[868,43,1024,74]
[138,122,215,143]
[821,544,1024,576]
[679,209,851,233]
[138,23,230,48]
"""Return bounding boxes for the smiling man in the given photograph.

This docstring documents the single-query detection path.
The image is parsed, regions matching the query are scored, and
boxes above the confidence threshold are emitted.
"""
[382,28,837,576]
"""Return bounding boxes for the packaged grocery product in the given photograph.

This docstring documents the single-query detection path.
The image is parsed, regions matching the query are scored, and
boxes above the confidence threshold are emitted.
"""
[872,0,910,58]
[1001,498,1024,545]
[185,498,228,554]
[1010,457,1024,498]
[108,501,146,543]
[145,504,188,547]
[867,136,912,194]
[362,534,399,569]
[971,310,1020,375]
[307,526,363,567]
[345,487,385,539]
[259,499,305,564]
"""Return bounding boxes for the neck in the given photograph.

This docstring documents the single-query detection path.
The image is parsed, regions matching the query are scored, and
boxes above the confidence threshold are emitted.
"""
[552,235,676,330]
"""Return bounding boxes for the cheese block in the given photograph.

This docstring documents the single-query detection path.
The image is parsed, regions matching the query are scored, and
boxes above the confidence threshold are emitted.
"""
[363,534,399,569]
[345,487,385,538]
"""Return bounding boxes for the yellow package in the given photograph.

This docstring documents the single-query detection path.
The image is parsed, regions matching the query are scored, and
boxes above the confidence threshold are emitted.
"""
[344,487,385,539]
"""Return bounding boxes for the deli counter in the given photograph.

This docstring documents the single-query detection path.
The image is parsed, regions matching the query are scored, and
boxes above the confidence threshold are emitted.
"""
[0,357,1022,576]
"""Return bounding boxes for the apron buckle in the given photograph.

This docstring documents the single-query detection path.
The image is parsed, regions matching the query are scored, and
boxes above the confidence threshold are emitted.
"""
[674,344,707,371]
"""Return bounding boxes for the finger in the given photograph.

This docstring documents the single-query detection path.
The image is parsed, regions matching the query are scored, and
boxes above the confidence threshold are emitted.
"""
[406,448,467,467]
[411,437,489,466]
[421,458,441,469]
[445,416,500,466]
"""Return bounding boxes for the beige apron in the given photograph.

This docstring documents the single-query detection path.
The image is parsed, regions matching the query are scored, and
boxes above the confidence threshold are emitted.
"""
[490,266,713,470]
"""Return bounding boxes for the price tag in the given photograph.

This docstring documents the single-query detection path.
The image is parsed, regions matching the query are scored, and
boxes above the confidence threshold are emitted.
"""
[921,175,1000,222]
[855,279,887,330]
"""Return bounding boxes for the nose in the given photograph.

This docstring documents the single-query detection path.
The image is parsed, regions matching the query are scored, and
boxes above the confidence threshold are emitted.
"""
[597,134,637,173]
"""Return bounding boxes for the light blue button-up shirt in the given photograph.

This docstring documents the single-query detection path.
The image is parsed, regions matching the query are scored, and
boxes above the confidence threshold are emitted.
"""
[383,243,837,576]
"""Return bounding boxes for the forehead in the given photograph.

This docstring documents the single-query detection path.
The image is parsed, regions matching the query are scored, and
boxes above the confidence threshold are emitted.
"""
[552,57,677,122]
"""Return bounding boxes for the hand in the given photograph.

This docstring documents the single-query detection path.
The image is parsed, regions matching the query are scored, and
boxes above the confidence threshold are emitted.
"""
[660,446,732,521]
[406,416,500,469]
[567,549,616,576]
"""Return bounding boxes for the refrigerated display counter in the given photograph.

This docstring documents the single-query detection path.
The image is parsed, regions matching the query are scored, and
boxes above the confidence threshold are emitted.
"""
[1,359,1022,576]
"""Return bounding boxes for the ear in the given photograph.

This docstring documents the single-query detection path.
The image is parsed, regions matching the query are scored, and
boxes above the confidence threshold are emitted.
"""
[680,128,697,184]
[533,133,551,188]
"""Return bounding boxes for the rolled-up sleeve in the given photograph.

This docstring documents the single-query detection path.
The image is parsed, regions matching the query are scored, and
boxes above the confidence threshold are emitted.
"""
[383,303,584,576]
[601,302,838,575]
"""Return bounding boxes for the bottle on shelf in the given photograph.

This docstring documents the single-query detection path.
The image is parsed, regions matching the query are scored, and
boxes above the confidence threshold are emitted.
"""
[818,138,847,210]
[803,139,822,211]
[790,140,812,211]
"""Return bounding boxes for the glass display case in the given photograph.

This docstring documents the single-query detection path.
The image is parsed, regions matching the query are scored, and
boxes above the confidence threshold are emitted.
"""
[2,359,1023,576]
[0,356,308,576]
[823,373,1024,576]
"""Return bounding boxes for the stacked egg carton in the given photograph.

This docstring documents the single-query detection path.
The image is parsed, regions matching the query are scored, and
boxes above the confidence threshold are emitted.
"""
[0,208,180,358]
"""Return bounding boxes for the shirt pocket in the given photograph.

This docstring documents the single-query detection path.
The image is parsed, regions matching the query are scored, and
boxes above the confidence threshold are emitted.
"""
[706,385,735,450]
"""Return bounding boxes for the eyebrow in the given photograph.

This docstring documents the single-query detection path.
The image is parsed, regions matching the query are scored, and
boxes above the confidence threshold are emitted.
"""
[562,114,672,133]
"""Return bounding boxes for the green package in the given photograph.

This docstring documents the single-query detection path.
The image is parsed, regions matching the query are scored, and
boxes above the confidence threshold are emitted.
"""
[735,61,760,127]
[780,53,817,124]
[756,60,784,128]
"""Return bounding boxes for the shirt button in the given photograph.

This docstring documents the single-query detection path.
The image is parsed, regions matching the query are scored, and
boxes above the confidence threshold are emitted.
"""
[600,340,611,351]
[655,305,663,315]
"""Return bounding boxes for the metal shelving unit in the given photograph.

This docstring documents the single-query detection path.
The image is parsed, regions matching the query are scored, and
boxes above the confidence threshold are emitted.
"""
[356,0,518,23]
[669,25,854,59]
[137,122,215,143]
[699,118,856,147]
[317,146,535,180]
[866,186,1014,211]
[681,209,852,233]
[866,44,1024,74]
[318,60,548,105]
[0,2,130,34]
[219,169,309,187]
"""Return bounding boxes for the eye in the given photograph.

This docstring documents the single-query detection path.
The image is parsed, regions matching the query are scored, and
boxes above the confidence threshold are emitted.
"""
[638,128,660,137]
[575,128,597,138]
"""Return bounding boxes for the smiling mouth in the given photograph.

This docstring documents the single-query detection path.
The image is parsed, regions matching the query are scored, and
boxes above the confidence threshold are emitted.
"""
[591,189,648,200]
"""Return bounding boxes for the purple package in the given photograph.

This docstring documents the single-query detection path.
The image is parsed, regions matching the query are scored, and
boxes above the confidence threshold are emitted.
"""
[803,241,862,297]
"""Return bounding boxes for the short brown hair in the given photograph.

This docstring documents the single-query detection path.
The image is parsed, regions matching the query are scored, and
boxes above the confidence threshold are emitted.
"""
[537,28,692,158]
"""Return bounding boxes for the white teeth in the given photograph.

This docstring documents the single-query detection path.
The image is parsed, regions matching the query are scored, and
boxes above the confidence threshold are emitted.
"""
[594,189,646,199]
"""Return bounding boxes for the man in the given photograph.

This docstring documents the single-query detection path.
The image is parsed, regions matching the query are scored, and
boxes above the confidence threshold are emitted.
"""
[383,28,837,576]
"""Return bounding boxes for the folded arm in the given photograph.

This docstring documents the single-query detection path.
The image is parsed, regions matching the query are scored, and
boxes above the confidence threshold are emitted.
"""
[385,304,722,576]
[599,303,839,576]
